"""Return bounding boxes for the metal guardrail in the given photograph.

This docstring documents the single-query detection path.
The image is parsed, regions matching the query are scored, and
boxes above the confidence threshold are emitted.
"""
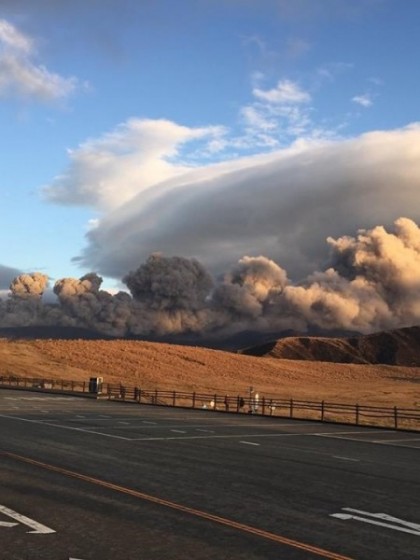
[1,375,420,431]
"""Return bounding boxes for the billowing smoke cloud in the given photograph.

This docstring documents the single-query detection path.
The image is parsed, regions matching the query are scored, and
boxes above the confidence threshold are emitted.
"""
[1,218,420,340]
[10,272,48,299]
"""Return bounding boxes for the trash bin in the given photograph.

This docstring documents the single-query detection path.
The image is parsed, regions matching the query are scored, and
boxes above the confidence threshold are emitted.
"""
[89,377,103,394]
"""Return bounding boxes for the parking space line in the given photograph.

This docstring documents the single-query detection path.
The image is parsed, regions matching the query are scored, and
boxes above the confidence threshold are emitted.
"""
[0,414,132,441]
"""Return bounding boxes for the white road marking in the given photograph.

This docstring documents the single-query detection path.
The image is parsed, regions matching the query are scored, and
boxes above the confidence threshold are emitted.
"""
[331,509,420,537]
[0,521,18,527]
[130,432,314,441]
[142,421,157,425]
[343,508,420,532]
[117,421,130,425]
[75,415,86,419]
[0,505,55,534]
[170,429,186,434]
[333,456,360,462]
[4,396,75,401]
[240,441,260,446]
[373,437,420,443]
[0,414,132,441]
[195,429,215,433]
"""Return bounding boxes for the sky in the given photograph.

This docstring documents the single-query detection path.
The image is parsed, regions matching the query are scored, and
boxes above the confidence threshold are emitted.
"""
[1,0,420,304]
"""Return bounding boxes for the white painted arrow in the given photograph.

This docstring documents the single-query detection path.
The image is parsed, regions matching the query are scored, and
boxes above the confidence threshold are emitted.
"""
[343,508,420,532]
[331,508,420,537]
[0,505,55,534]
[0,521,18,528]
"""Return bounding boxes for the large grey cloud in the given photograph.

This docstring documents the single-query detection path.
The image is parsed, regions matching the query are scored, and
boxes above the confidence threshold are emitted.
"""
[74,124,420,281]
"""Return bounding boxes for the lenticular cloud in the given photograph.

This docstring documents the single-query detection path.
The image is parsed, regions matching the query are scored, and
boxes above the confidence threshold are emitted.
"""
[71,123,420,281]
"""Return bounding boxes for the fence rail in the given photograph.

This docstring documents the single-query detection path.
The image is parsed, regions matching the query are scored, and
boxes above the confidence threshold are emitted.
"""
[1,375,420,431]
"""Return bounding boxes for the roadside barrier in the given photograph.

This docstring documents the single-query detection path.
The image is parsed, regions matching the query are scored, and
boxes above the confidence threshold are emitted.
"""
[1,375,419,431]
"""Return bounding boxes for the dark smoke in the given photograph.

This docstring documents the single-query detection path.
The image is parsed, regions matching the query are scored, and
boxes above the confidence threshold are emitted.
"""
[1,218,420,340]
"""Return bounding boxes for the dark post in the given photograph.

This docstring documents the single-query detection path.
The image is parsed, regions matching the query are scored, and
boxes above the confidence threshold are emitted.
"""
[355,404,360,425]
[262,396,266,416]
[394,406,398,430]
[321,400,325,422]
[173,391,176,407]
[290,399,294,418]
[192,392,196,409]
[214,394,217,410]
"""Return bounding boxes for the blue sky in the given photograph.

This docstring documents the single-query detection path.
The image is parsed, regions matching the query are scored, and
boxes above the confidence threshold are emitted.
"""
[1,0,420,291]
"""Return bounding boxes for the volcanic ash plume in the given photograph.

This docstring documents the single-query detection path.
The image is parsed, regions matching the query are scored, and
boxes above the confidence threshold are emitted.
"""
[1,218,420,339]
[9,273,48,299]
[283,217,420,332]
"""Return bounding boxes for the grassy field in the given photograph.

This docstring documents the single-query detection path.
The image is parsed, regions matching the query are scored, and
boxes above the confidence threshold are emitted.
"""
[1,337,420,408]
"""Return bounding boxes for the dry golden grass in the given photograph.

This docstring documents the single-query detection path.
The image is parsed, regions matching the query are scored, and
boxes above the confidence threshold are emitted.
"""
[1,337,420,408]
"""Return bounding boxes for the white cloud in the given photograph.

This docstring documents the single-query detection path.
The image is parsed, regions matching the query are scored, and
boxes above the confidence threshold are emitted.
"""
[0,18,80,101]
[352,93,373,107]
[253,79,311,104]
[71,124,420,282]
[0,19,32,53]
[42,118,228,210]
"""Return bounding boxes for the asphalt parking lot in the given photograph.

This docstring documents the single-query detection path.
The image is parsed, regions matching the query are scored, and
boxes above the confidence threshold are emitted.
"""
[1,389,420,560]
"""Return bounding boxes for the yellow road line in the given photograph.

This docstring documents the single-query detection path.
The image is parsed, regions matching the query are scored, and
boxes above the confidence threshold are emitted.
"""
[2,451,353,560]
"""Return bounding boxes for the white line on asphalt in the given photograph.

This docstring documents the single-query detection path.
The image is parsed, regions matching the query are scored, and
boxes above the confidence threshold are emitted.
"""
[142,421,157,425]
[129,432,320,441]
[333,456,360,462]
[331,508,420,537]
[343,508,420,531]
[0,521,18,527]
[170,429,186,434]
[372,437,420,443]
[0,505,55,534]
[240,441,260,446]
[75,415,86,419]
[195,429,215,433]
[0,414,132,441]
[117,421,130,425]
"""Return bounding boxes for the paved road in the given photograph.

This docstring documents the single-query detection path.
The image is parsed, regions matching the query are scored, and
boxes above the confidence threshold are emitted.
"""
[0,388,419,560]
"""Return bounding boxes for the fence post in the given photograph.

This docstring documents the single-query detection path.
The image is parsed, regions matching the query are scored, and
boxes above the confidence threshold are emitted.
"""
[262,396,266,416]
[290,399,294,418]
[321,400,325,422]
[214,394,217,410]
[355,404,359,425]
[394,406,398,430]
[173,391,176,407]
[192,392,196,408]
[154,389,158,405]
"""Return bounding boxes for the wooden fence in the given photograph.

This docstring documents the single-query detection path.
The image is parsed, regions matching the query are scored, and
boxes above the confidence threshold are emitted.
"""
[1,375,420,431]
[105,384,420,431]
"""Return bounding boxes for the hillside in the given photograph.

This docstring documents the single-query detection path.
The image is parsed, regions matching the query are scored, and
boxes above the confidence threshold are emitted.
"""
[0,336,419,407]
[241,326,420,366]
